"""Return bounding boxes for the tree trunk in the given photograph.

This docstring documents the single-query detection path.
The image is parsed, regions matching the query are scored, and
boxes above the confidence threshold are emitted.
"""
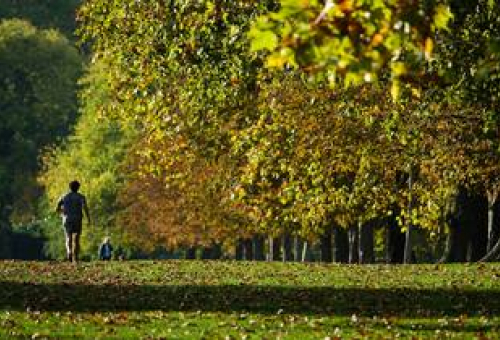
[469,194,488,261]
[438,225,453,263]
[320,226,333,262]
[253,234,266,261]
[480,236,500,261]
[333,226,349,263]
[441,215,470,263]
[486,190,498,253]
[480,190,500,262]
[269,237,281,261]
[235,239,244,260]
[301,241,313,262]
[200,247,212,260]
[403,167,414,264]
[359,221,375,264]
[348,225,359,264]
[488,204,494,252]
[386,211,405,263]
[440,187,471,262]
[211,243,223,259]
[242,238,253,260]
[185,247,197,260]
[403,225,413,264]
[294,236,304,262]
[282,232,293,262]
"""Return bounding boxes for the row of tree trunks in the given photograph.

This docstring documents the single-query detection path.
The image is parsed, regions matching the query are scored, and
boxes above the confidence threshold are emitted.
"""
[441,189,489,262]
[228,188,499,263]
[233,235,312,262]
[346,222,375,264]
[185,242,223,260]
[243,222,376,264]
[200,244,223,260]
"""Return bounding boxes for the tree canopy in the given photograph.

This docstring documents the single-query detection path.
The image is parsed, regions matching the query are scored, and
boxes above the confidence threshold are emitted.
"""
[72,0,500,262]
[0,19,82,224]
[0,0,81,38]
[0,0,496,261]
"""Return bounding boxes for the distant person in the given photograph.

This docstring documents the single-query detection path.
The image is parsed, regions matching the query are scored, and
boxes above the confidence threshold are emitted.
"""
[115,246,126,261]
[98,237,113,261]
[56,180,91,262]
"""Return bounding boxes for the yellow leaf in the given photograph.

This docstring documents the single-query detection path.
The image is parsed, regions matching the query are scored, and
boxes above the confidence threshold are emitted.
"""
[411,87,421,99]
[371,33,384,47]
[424,37,434,60]
[266,54,288,68]
[391,81,400,100]
[391,62,406,76]
[433,4,453,31]
[339,0,354,12]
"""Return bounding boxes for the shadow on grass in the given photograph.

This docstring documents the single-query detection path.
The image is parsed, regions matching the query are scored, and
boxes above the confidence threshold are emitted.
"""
[1,281,499,316]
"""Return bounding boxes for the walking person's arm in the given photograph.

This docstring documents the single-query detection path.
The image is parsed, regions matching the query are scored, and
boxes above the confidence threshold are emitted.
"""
[56,197,63,214]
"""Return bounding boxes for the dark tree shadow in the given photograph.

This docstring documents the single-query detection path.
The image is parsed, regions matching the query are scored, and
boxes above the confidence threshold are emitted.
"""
[1,281,499,316]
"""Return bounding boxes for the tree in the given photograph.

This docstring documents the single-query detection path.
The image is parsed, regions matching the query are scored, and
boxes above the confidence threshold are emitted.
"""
[77,0,500,264]
[0,19,82,228]
[0,0,81,39]
[249,0,453,98]
[116,138,241,254]
[78,0,276,253]
[39,60,137,259]
[434,0,500,261]
[249,0,500,263]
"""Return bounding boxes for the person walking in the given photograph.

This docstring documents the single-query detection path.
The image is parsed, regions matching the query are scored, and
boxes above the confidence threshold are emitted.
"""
[56,180,91,262]
[98,237,113,261]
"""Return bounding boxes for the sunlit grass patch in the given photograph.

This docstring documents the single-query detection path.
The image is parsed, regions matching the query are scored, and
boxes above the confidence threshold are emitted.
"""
[1,261,499,338]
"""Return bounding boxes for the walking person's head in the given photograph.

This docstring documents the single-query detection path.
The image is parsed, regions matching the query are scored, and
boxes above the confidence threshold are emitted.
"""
[69,180,80,192]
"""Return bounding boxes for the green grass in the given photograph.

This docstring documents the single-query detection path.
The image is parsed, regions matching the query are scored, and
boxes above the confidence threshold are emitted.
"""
[1,261,500,339]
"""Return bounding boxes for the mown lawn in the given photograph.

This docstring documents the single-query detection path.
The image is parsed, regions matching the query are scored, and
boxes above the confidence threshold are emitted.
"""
[1,260,499,339]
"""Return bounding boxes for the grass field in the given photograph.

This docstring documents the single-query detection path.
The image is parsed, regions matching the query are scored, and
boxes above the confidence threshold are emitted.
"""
[1,260,499,339]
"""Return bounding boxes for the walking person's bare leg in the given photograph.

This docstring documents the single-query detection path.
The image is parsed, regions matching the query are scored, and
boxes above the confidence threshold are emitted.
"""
[73,232,81,262]
[65,230,73,262]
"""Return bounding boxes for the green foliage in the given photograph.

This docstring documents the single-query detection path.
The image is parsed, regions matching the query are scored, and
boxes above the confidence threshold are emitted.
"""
[0,0,81,39]
[77,0,500,259]
[431,0,500,205]
[78,0,277,246]
[37,203,66,260]
[229,79,463,236]
[249,0,453,98]
[0,19,82,225]
[439,0,500,113]
[1,261,500,338]
[39,61,138,259]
